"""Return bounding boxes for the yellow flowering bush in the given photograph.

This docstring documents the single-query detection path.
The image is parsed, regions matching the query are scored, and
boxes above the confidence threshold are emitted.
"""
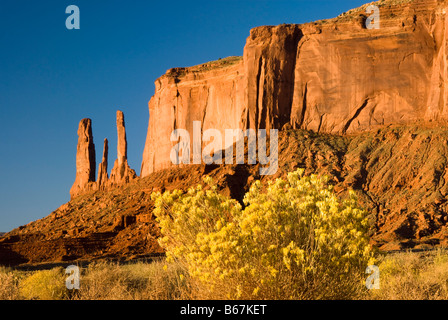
[19,268,67,300]
[152,169,374,299]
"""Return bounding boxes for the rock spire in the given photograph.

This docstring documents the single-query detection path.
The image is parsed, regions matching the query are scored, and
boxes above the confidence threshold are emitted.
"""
[110,110,137,184]
[70,118,96,199]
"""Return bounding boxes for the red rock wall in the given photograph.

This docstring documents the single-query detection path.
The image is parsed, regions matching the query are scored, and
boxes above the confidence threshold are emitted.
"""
[141,60,245,176]
[141,0,448,177]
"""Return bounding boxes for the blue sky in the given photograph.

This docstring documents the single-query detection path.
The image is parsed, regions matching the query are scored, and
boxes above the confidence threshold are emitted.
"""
[0,0,368,232]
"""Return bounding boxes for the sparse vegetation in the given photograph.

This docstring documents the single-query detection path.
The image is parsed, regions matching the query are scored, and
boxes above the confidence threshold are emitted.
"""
[3,250,448,300]
[165,56,243,78]
[0,259,191,300]
[370,249,448,300]
[191,56,243,72]
[75,259,191,300]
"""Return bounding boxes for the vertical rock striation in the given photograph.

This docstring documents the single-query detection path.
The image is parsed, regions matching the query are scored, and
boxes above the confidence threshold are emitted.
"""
[242,24,302,132]
[70,119,96,199]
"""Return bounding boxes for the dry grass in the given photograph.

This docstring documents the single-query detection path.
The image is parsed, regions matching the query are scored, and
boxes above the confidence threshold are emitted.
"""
[0,259,192,300]
[369,249,448,300]
[76,259,192,300]
[0,267,21,300]
[3,250,448,300]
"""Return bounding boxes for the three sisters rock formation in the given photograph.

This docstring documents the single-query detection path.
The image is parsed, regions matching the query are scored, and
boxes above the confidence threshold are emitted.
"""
[70,110,136,199]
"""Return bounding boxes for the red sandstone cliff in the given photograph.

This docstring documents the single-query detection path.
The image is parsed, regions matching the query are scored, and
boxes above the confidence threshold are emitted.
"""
[141,0,448,177]
[140,57,245,176]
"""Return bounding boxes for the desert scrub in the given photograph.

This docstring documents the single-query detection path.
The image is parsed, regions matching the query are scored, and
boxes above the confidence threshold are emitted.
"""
[75,259,191,300]
[0,267,21,300]
[0,260,190,300]
[153,169,374,300]
[370,249,448,300]
[19,267,68,300]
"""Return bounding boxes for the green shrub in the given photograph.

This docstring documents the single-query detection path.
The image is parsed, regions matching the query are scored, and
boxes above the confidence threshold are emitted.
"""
[153,169,374,299]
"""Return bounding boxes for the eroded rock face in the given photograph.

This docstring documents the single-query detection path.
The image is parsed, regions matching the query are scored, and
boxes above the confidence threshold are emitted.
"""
[70,119,96,199]
[110,110,137,185]
[243,24,302,132]
[141,58,245,177]
[141,0,448,177]
[289,2,448,134]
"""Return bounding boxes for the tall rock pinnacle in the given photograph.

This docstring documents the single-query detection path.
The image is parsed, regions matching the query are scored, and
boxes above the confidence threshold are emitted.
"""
[110,110,137,184]
[97,138,109,190]
[70,118,96,199]
[116,110,127,165]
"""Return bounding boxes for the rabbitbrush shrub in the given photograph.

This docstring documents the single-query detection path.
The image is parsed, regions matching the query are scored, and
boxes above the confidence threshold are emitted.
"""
[19,268,67,300]
[152,169,374,299]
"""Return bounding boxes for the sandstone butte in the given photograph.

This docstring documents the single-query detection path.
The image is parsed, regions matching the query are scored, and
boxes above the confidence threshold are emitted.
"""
[5,0,448,267]
[141,0,448,176]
